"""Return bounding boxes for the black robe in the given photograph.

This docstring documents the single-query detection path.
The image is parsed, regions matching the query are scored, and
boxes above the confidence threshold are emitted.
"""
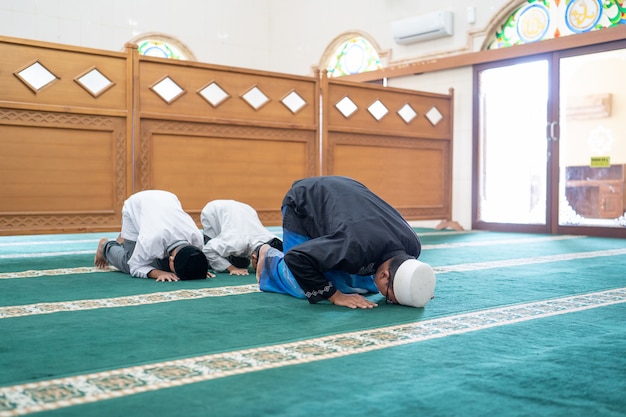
[282,176,421,303]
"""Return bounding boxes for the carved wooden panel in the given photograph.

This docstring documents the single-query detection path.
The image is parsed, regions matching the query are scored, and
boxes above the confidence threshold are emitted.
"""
[325,78,452,139]
[0,38,127,113]
[0,36,453,234]
[138,58,318,127]
[0,37,129,235]
[135,120,317,226]
[0,109,127,234]
[134,55,321,226]
[323,76,454,221]
[328,133,451,220]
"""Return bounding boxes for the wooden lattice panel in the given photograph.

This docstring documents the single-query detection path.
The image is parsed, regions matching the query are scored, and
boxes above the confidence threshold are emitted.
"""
[0,38,127,113]
[137,58,318,127]
[325,78,452,139]
[323,76,454,221]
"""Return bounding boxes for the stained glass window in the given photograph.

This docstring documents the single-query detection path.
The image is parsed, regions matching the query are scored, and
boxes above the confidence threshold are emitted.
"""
[326,37,382,78]
[137,39,186,60]
[487,0,626,49]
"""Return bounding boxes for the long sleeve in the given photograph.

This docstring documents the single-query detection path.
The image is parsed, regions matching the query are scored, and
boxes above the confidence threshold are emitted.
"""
[200,199,278,271]
[203,233,251,272]
[128,238,161,278]
[123,190,204,278]
[282,236,347,302]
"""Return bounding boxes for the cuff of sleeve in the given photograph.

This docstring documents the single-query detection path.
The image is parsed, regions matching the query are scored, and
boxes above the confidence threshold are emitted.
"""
[305,283,336,304]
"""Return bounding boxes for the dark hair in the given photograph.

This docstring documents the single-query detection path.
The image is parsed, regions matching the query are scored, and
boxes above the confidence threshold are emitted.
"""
[174,245,209,280]
[228,255,251,269]
[267,237,283,252]
[388,253,414,282]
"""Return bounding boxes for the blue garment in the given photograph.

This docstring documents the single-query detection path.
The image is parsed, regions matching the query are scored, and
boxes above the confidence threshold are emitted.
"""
[258,247,305,298]
[258,225,379,298]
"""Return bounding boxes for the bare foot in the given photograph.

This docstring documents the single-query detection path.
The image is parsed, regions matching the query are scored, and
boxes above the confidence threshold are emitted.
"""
[250,245,260,270]
[94,237,109,269]
[254,244,270,284]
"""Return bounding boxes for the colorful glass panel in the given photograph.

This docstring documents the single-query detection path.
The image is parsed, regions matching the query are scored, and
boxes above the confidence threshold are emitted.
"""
[137,40,185,60]
[487,0,626,49]
[327,37,382,77]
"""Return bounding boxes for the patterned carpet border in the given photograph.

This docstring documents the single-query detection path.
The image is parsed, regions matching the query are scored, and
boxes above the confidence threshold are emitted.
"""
[2,247,626,319]
[0,234,583,260]
[0,285,260,319]
[1,287,625,416]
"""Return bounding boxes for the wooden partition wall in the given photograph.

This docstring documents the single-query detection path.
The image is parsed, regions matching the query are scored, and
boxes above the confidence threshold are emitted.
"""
[321,74,453,221]
[133,51,319,225]
[0,36,453,235]
[0,37,131,235]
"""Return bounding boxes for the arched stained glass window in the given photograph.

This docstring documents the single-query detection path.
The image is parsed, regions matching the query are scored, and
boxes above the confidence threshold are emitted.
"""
[130,34,195,60]
[326,36,382,78]
[487,0,626,49]
[138,40,185,59]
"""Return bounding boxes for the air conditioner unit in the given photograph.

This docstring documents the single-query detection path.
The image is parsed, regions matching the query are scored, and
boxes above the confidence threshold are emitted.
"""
[392,11,454,45]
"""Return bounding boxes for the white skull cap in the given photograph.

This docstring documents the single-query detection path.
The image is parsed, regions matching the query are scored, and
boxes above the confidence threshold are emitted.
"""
[393,259,436,308]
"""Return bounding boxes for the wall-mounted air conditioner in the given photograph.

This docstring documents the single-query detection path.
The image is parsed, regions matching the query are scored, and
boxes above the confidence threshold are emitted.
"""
[391,11,454,45]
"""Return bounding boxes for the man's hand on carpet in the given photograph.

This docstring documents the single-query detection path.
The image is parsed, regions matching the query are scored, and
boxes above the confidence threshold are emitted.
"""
[329,292,378,309]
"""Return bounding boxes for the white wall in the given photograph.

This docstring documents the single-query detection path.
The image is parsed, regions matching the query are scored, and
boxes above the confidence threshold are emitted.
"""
[0,0,519,230]
[268,0,512,75]
[0,0,513,73]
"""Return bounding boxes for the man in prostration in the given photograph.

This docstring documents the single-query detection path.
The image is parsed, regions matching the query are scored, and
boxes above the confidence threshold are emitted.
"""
[94,190,210,282]
[255,176,435,309]
[200,199,282,276]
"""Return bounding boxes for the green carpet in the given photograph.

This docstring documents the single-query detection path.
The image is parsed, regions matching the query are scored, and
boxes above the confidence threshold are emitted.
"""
[0,229,624,416]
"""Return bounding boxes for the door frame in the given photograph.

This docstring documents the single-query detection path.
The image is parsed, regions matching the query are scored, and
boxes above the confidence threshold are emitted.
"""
[471,53,554,235]
[553,39,626,238]
[472,40,626,238]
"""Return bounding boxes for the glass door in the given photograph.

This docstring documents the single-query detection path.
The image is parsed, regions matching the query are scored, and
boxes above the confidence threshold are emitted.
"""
[474,58,551,233]
[557,45,626,237]
[473,41,626,238]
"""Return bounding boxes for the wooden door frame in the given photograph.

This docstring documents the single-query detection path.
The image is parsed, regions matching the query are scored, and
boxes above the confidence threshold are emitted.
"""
[472,42,626,238]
